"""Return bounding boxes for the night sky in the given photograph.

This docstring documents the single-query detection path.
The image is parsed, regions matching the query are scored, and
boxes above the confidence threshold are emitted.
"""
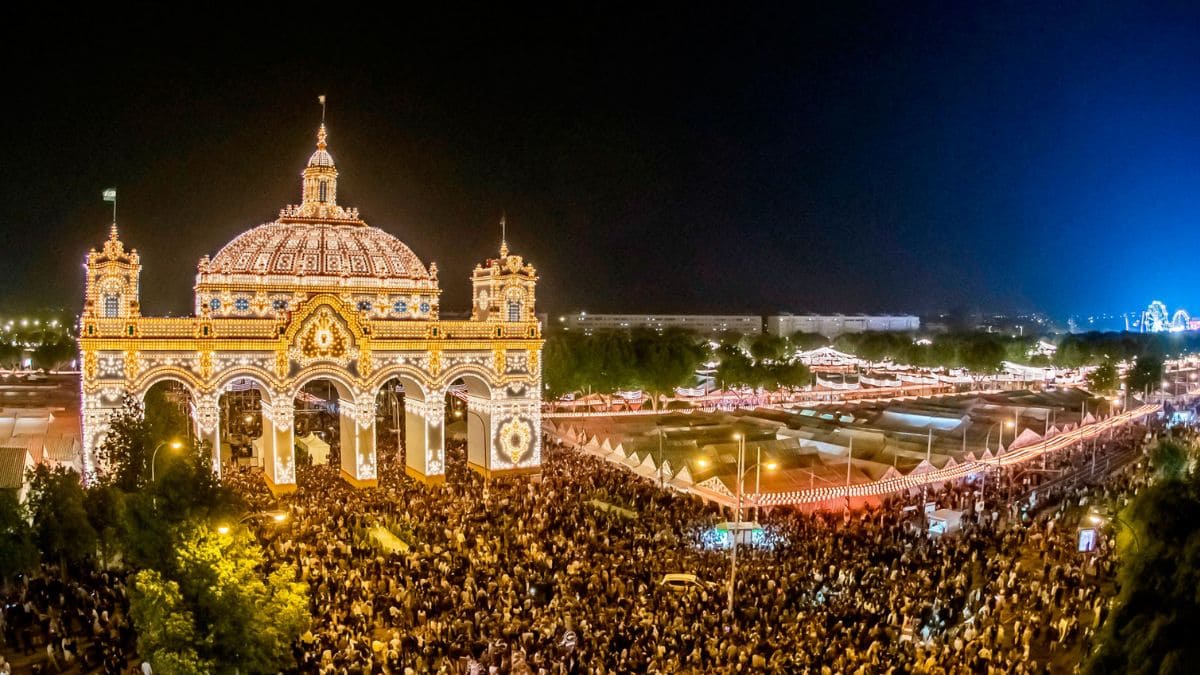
[2,4,1198,319]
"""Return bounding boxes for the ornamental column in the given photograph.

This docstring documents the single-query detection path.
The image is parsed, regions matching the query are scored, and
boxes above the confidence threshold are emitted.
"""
[404,395,445,485]
[337,392,378,488]
[259,397,296,494]
[191,393,221,477]
[81,390,124,480]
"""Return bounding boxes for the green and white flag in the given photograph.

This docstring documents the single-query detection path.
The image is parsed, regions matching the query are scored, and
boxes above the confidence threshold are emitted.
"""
[102,188,117,202]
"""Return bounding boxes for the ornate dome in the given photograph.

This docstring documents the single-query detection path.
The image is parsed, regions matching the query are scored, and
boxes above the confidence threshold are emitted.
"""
[205,220,431,280]
[194,122,441,318]
[200,122,432,283]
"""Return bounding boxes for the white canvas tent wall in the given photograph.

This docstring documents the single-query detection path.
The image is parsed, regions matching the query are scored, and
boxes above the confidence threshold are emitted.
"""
[296,433,330,466]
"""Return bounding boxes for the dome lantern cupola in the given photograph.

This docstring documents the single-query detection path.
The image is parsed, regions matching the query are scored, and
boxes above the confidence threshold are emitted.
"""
[302,123,338,208]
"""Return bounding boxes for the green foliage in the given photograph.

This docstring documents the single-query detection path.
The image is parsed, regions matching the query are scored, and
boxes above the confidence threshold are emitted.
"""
[93,394,242,571]
[714,343,758,389]
[1086,439,1200,674]
[117,442,244,573]
[1150,439,1189,481]
[789,331,829,351]
[94,394,158,491]
[1127,354,1165,398]
[84,484,126,567]
[131,522,310,674]
[129,569,214,674]
[31,336,76,372]
[1086,359,1120,395]
[1055,331,1200,370]
[545,329,706,405]
[0,489,38,584]
[25,464,97,570]
[630,328,707,409]
[0,341,21,369]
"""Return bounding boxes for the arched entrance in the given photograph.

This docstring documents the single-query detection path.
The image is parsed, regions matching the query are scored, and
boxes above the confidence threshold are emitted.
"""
[79,122,544,491]
[291,371,377,489]
[371,371,439,485]
[218,378,264,470]
[140,379,196,447]
[375,378,406,464]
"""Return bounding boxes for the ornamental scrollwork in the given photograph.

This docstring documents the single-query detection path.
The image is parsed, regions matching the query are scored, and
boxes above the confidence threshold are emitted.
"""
[499,417,533,465]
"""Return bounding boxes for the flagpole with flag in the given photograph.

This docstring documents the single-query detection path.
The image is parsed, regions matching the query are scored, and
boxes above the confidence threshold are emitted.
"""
[103,188,117,224]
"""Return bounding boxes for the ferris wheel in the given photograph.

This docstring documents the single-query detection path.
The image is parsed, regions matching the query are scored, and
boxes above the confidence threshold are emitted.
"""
[1141,300,1192,332]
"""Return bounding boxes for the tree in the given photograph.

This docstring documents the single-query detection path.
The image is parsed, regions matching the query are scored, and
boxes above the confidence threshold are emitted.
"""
[961,336,1005,375]
[1126,354,1164,398]
[0,489,38,586]
[764,360,811,390]
[94,392,191,491]
[31,336,76,372]
[128,570,213,675]
[631,328,706,410]
[131,522,311,674]
[85,484,126,568]
[25,464,97,572]
[1086,439,1200,674]
[94,395,156,490]
[1086,359,1120,395]
[715,343,756,389]
[0,341,21,369]
[789,331,828,351]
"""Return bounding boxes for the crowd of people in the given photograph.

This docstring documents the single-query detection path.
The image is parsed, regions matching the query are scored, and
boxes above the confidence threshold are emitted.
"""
[229,418,1155,673]
[0,410,1180,673]
[0,569,134,673]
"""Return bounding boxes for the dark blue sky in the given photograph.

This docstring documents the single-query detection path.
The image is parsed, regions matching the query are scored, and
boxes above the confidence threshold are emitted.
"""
[0,3,1197,319]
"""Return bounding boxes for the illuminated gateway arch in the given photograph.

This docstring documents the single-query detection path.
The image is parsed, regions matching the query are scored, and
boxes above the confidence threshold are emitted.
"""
[78,121,543,491]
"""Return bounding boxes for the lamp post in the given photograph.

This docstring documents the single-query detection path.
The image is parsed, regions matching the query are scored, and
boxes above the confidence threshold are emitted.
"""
[658,423,666,488]
[216,509,289,535]
[150,440,183,483]
[1089,511,1140,552]
[982,420,1015,508]
[728,432,744,617]
[723,432,777,616]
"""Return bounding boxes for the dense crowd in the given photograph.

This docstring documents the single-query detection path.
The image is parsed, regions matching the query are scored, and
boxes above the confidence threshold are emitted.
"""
[233,420,1153,674]
[0,414,1173,674]
[0,569,134,673]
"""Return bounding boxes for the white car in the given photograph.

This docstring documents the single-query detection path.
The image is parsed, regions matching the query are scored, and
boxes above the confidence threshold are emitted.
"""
[660,573,716,592]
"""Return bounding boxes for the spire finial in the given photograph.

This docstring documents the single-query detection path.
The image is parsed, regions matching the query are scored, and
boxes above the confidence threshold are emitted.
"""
[499,213,509,257]
[316,95,328,149]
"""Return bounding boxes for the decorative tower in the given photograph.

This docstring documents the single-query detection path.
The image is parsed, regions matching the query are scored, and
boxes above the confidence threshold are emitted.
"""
[471,216,538,322]
[83,224,141,322]
[279,122,359,222]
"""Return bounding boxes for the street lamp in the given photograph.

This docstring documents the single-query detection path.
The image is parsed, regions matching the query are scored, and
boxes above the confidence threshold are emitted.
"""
[240,509,288,524]
[978,420,1015,511]
[216,509,289,536]
[724,432,777,616]
[150,440,184,482]
[1088,510,1140,552]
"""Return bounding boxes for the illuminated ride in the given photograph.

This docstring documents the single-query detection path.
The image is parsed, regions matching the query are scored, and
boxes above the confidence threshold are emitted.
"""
[79,120,543,492]
[1140,300,1192,333]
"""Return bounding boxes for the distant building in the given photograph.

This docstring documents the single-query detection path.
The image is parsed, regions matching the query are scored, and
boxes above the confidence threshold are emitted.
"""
[556,313,763,335]
[766,314,919,338]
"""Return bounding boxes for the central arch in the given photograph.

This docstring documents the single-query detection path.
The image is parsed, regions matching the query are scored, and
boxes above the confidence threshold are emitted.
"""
[291,369,377,488]
[369,367,439,485]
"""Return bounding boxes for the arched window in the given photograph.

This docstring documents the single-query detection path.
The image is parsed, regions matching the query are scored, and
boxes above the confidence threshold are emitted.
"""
[103,294,120,318]
[319,179,328,203]
[507,301,521,322]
